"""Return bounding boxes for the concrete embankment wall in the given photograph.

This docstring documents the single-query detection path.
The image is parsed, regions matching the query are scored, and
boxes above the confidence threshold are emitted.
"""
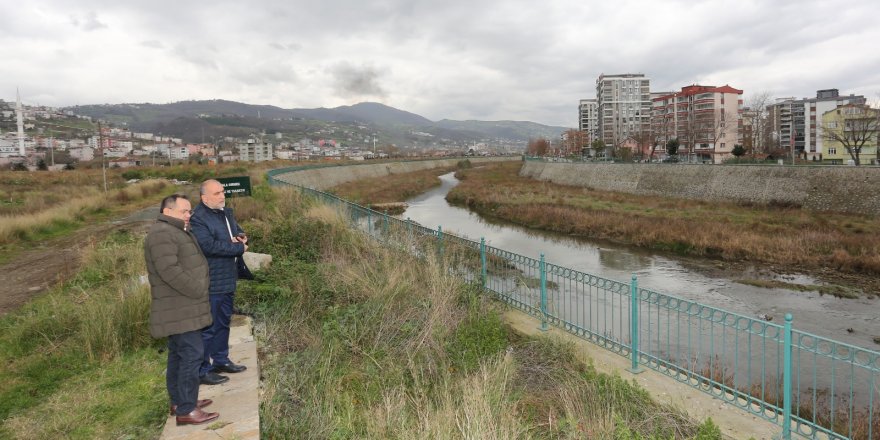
[273,157,513,190]
[520,161,880,216]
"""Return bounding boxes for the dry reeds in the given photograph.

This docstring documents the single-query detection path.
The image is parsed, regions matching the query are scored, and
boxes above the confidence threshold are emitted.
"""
[449,162,880,280]
[330,166,454,205]
[0,179,167,245]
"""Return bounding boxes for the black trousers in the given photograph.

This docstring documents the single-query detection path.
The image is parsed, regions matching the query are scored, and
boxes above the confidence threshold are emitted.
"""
[167,330,204,415]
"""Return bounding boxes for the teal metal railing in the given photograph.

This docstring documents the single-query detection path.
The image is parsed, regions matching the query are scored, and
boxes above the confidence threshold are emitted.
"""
[268,165,879,440]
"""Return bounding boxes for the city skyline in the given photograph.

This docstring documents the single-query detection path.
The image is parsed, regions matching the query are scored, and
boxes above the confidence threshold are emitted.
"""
[3,0,879,127]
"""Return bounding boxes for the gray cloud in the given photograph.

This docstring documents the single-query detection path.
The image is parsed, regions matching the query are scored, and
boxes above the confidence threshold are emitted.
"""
[69,11,107,31]
[329,63,388,99]
[3,0,880,126]
[140,40,164,49]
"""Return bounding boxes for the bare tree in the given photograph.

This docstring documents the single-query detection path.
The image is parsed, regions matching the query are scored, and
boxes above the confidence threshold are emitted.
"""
[745,91,773,154]
[527,137,550,156]
[561,129,588,156]
[820,104,879,166]
[630,126,654,162]
[706,110,740,163]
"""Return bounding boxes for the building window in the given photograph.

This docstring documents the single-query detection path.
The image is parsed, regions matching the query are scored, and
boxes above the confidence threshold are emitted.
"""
[828,147,837,155]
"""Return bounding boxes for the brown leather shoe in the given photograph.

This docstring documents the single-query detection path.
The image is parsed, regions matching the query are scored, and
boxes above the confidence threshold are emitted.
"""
[170,398,213,415]
[175,408,219,426]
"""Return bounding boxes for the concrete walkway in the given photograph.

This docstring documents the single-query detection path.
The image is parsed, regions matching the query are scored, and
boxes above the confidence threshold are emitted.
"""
[503,310,781,440]
[160,316,260,440]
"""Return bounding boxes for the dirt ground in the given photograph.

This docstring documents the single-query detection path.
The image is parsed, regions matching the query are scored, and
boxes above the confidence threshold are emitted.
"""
[0,200,161,316]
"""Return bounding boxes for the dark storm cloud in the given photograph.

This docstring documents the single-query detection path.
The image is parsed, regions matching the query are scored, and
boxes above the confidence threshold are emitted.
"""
[329,63,388,99]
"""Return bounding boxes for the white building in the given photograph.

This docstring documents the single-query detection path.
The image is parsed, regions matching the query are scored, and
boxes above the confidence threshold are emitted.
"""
[578,98,598,142]
[596,73,652,148]
[69,146,95,161]
[169,146,189,160]
[768,89,865,160]
[238,138,273,162]
[103,149,128,158]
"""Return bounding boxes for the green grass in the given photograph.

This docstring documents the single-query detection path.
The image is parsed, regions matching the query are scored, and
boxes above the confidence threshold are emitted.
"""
[0,230,166,439]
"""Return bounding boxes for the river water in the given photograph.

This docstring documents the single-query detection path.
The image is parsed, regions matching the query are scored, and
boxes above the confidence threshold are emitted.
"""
[400,172,879,350]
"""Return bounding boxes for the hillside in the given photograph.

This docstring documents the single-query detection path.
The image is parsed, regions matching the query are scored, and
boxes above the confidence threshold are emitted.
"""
[65,100,569,146]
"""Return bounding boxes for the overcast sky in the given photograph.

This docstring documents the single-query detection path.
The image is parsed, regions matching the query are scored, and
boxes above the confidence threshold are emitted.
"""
[3,0,879,127]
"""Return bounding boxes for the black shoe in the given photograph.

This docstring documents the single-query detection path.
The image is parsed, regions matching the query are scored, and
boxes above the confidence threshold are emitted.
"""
[212,362,247,374]
[200,372,229,385]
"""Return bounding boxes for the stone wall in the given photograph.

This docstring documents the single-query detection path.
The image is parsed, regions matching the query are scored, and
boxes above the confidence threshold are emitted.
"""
[273,157,514,190]
[520,162,880,216]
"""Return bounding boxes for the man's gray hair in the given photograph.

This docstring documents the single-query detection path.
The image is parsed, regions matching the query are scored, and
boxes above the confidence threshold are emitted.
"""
[200,179,222,195]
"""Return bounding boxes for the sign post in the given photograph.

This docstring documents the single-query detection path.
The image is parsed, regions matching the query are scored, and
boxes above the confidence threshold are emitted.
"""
[216,176,252,198]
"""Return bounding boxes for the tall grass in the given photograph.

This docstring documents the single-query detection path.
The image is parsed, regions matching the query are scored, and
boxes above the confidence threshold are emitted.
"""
[0,230,166,438]
[237,187,720,439]
[0,179,168,245]
[329,166,455,205]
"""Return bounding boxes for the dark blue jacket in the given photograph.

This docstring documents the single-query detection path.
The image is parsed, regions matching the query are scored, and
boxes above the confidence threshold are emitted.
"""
[190,202,246,295]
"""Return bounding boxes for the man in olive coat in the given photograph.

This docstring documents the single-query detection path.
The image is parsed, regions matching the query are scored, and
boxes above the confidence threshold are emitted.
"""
[145,194,220,426]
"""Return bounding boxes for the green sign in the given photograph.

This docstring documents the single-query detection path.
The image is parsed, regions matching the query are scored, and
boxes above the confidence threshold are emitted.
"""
[217,176,252,198]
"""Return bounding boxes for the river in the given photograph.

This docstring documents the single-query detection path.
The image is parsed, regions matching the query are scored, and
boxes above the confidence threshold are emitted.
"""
[400,171,879,350]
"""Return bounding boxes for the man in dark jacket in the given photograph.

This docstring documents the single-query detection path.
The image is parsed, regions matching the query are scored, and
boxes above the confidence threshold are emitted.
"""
[145,194,220,426]
[190,179,248,385]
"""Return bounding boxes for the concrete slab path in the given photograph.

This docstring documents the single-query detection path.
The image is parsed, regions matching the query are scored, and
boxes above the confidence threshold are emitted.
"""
[160,316,260,440]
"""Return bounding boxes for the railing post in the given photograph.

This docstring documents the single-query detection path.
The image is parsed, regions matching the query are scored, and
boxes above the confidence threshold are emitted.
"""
[538,253,548,331]
[782,313,793,440]
[368,210,372,236]
[407,217,412,242]
[383,210,389,240]
[437,225,443,261]
[628,273,643,374]
[480,237,487,289]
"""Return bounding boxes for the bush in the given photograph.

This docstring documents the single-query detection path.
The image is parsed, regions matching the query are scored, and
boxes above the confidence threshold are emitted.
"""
[445,311,508,373]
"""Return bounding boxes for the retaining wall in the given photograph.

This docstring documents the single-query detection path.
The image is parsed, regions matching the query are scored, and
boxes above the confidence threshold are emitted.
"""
[520,162,880,216]
[273,157,513,190]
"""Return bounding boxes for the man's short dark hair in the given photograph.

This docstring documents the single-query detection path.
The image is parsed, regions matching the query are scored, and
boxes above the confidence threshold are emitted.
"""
[160,194,188,213]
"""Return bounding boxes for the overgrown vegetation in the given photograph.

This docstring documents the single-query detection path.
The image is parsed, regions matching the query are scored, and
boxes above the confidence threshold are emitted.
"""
[236,183,722,439]
[447,162,880,295]
[0,179,170,247]
[328,165,455,207]
[0,230,167,439]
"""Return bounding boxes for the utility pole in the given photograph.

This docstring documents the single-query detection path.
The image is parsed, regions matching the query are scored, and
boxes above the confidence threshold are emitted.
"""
[98,122,107,192]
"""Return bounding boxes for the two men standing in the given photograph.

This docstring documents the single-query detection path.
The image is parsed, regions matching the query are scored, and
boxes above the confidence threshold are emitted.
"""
[145,179,249,426]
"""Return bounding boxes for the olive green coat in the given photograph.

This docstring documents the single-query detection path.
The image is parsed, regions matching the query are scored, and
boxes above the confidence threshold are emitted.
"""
[144,214,212,338]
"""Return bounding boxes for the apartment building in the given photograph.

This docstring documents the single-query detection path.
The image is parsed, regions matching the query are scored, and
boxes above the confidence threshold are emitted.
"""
[578,98,598,142]
[651,84,743,163]
[819,104,879,165]
[238,138,273,162]
[767,90,865,160]
[596,74,651,151]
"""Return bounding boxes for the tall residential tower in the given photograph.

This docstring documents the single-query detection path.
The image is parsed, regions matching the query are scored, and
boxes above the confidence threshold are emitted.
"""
[578,98,598,142]
[596,74,652,148]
